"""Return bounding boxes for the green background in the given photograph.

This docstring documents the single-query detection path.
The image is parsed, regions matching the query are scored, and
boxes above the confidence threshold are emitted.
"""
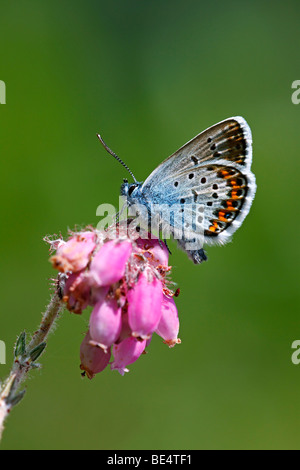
[0,0,299,450]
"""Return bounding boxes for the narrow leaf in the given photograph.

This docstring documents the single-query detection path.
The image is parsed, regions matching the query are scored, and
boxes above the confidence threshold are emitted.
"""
[14,332,26,357]
[8,390,26,408]
[29,342,47,362]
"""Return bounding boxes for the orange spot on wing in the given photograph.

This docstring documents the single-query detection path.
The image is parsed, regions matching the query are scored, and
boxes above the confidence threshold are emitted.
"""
[209,221,219,232]
[231,190,242,199]
[230,179,243,190]
[218,211,229,222]
[226,200,236,210]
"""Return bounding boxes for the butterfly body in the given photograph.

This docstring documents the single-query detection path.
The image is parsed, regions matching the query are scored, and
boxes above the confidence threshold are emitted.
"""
[118,116,256,264]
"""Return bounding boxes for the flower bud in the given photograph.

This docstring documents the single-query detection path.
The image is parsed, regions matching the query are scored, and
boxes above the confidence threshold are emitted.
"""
[89,290,122,351]
[111,337,146,375]
[156,295,181,347]
[80,331,111,379]
[63,271,91,314]
[136,238,169,267]
[127,270,163,339]
[51,231,96,273]
[89,240,132,287]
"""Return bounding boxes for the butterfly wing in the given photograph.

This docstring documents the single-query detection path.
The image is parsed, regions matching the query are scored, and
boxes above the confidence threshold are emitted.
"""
[141,116,256,262]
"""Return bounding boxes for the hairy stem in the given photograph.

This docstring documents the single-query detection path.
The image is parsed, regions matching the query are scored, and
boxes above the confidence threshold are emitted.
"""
[0,291,64,441]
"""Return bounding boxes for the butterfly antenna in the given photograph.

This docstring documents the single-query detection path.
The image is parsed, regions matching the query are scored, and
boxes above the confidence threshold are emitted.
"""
[97,133,137,183]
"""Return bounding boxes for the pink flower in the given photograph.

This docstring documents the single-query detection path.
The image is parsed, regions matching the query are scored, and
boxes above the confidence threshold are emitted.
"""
[89,289,122,351]
[63,271,91,314]
[156,295,181,347]
[49,223,180,379]
[51,231,96,273]
[127,270,163,339]
[89,240,132,286]
[111,337,146,376]
[80,331,111,379]
[135,238,169,267]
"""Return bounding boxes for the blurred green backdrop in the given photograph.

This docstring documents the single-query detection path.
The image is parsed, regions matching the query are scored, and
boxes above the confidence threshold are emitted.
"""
[0,0,299,450]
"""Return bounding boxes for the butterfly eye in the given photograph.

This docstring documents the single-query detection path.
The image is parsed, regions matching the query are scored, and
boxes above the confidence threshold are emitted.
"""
[128,185,137,196]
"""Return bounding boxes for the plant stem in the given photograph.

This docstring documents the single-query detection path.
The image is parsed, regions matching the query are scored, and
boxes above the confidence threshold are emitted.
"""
[0,291,64,441]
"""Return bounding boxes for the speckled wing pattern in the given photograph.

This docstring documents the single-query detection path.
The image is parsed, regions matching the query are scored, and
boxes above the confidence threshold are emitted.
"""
[141,116,256,263]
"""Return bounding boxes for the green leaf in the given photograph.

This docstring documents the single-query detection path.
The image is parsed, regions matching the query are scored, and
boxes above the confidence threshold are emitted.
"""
[8,390,26,408]
[29,342,47,362]
[14,331,26,357]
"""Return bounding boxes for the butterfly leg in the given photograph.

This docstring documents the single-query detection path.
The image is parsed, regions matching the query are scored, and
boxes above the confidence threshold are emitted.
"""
[156,236,172,254]
[152,214,172,254]
[191,248,207,264]
[163,238,172,255]
[175,237,207,264]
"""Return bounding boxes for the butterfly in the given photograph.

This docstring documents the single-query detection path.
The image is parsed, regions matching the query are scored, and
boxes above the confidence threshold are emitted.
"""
[97,116,256,264]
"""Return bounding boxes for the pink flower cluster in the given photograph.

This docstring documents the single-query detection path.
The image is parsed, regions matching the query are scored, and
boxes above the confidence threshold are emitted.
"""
[49,227,180,378]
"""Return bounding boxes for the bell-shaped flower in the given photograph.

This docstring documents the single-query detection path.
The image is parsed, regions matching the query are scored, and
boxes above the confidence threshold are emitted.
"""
[80,331,111,379]
[111,337,146,376]
[156,295,181,347]
[89,240,132,287]
[127,270,163,339]
[63,271,91,314]
[51,231,96,273]
[89,288,122,351]
[135,238,169,267]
